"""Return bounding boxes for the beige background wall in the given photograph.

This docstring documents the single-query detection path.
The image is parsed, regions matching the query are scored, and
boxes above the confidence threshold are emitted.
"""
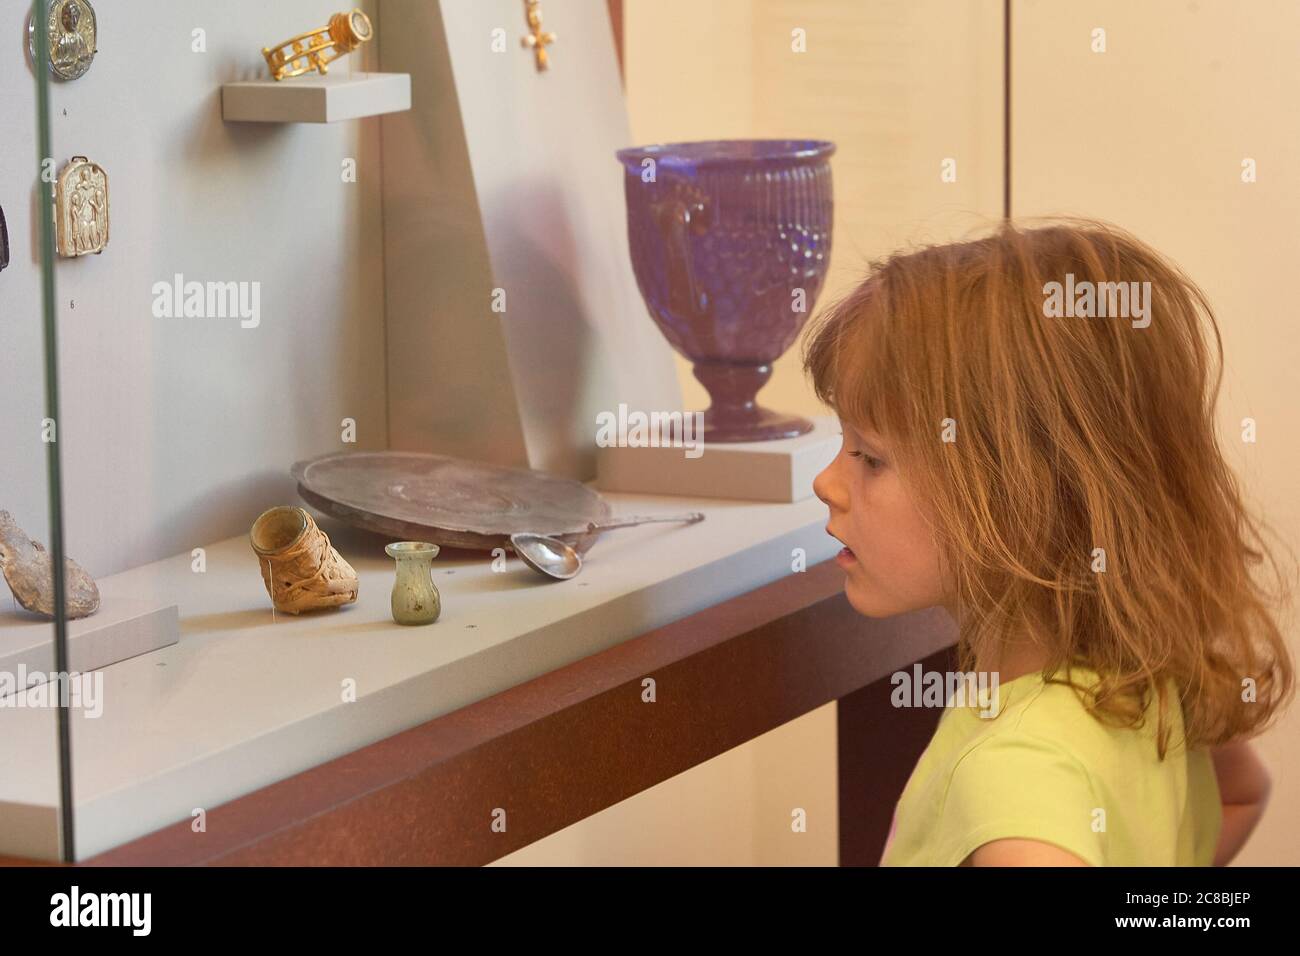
[502,0,1298,866]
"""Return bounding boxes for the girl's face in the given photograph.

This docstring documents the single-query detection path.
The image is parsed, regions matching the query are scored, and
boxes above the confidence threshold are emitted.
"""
[813,419,950,618]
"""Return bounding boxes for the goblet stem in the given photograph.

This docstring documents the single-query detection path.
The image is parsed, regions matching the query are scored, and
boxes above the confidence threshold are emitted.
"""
[692,361,814,442]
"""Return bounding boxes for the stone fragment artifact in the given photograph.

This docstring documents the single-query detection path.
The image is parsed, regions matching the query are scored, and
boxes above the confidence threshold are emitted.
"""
[250,506,358,614]
[0,510,101,619]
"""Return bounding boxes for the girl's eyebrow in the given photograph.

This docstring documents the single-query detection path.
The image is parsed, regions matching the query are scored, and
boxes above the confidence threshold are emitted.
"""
[837,424,889,463]
[839,422,889,458]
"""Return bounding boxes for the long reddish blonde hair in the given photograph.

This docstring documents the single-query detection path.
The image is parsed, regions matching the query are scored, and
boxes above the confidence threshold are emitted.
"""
[803,217,1294,755]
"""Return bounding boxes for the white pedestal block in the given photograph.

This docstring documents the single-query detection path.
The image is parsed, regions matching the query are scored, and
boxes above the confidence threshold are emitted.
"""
[596,415,841,503]
[0,596,179,699]
[221,72,411,123]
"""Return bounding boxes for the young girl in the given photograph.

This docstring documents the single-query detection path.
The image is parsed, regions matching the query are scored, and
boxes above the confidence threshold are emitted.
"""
[805,218,1294,866]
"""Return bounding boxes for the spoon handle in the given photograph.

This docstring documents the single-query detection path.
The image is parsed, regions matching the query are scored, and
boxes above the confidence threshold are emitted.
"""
[585,512,705,533]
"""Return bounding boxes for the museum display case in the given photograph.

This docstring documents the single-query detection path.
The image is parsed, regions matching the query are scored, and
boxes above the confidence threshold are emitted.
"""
[0,0,845,863]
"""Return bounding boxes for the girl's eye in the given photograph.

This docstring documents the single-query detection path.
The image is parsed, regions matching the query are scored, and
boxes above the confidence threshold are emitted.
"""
[847,450,884,470]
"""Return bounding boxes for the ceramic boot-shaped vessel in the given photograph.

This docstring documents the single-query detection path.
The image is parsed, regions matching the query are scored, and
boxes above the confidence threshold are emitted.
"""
[250,506,358,614]
[385,541,441,625]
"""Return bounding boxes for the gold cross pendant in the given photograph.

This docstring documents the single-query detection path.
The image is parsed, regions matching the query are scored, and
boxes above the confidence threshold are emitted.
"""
[521,0,556,71]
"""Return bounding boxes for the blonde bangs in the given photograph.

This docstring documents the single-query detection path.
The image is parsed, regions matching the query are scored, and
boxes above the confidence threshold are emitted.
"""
[803,272,908,442]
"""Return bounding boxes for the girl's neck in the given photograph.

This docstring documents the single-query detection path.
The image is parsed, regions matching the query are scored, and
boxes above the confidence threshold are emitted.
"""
[992,642,1052,685]
[941,600,1051,684]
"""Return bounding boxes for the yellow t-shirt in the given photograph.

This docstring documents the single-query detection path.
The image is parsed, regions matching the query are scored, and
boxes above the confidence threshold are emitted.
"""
[878,665,1222,866]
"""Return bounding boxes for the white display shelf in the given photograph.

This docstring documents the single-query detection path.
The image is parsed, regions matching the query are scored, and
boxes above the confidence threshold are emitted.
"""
[0,487,839,861]
[221,71,411,123]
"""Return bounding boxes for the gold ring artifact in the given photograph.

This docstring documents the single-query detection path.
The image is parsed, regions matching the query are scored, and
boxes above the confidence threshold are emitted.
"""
[262,9,373,81]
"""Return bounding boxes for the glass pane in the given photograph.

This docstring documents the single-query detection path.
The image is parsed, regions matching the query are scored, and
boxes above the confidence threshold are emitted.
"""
[52,0,394,862]
[1,0,74,862]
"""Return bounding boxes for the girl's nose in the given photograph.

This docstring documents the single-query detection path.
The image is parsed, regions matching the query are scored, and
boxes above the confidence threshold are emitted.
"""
[813,462,838,509]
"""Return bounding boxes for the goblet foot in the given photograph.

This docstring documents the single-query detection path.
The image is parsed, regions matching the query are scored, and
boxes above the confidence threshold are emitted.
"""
[702,406,815,443]
[693,361,815,443]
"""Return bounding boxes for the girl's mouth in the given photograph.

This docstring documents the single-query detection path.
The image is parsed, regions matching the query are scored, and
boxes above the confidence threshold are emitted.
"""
[826,527,856,566]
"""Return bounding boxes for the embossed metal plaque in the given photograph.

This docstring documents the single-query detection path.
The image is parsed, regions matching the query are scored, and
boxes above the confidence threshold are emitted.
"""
[53,156,109,257]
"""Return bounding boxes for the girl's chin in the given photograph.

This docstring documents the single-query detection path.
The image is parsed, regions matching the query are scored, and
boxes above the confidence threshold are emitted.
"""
[843,574,909,619]
[842,574,882,617]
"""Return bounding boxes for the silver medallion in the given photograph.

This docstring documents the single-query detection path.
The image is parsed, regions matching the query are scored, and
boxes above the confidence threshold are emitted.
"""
[28,0,98,81]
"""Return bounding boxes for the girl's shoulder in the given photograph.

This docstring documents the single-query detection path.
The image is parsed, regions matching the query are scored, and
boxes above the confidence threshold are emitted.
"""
[1004,664,1193,761]
[939,663,1193,821]
[934,666,1219,866]
[884,665,1215,866]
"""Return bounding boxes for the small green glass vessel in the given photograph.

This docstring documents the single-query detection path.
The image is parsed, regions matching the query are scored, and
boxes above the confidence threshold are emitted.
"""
[384,541,441,625]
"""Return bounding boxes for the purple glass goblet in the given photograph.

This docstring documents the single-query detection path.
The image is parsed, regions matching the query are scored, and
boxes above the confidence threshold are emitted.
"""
[615,139,835,442]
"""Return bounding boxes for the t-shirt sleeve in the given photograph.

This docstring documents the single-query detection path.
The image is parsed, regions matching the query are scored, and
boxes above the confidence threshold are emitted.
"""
[936,731,1107,866]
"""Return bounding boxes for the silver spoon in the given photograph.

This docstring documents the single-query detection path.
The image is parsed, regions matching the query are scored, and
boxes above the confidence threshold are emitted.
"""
[510,512,705,580]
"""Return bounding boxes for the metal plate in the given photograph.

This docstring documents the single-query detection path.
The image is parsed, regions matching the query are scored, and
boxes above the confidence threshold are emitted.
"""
[291,451,612,554]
